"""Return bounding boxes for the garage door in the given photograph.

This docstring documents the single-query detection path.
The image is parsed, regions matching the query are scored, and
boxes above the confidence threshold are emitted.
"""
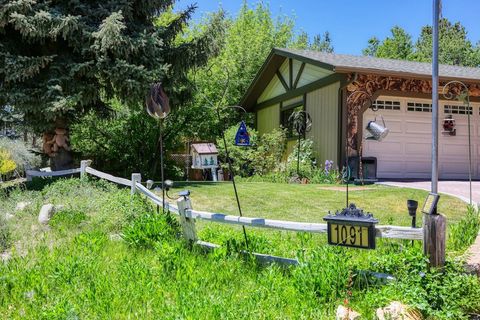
[363,96,479,180]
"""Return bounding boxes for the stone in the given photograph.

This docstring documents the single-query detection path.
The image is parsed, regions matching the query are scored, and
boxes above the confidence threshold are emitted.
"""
[15,201,31,211]
[5,213,14,221]
[376,301,422,320]
[38,204,56,225]
[336,305,361,320]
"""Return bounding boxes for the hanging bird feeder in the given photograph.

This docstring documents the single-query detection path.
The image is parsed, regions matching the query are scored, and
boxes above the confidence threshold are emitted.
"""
[234,121,251,146]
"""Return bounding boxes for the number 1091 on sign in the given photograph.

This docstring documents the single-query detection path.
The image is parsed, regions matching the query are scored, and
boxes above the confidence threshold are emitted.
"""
[327,223,374,249]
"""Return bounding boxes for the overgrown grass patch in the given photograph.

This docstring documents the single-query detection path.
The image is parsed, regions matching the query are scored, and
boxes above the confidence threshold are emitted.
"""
[0,178,479,319]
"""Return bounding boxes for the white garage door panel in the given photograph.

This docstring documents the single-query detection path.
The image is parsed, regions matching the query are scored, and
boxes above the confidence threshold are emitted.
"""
[406,161,431,173]
[441,144,469,155]
[363,97,479,179]
[405,143,430,155]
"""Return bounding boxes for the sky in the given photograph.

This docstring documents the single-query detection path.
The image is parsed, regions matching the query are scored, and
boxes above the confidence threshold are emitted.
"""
[174,0,480,55]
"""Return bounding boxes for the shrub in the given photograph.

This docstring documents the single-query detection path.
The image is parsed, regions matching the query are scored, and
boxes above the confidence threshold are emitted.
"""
[0,138,40,175]
[0,148,16,178]
[217,125,286,177]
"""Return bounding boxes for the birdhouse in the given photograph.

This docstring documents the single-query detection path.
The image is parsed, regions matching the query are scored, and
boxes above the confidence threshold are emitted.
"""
[190,143,219,169]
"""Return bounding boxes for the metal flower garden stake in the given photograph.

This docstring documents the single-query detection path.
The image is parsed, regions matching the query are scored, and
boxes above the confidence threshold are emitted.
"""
[146,82,170,213]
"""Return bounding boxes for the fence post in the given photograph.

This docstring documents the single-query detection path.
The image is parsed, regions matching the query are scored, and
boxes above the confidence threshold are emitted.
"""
[177,195,197,243]
[131,173,141,195]
[423,213,446,268]
[80,160,91,180]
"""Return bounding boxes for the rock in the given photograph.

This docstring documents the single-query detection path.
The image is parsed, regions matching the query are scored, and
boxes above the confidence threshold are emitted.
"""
[38,204,56,225]
[336,305,361,320]
[5,213,14,221]
[376,301,423,320]
[15,201,31,211]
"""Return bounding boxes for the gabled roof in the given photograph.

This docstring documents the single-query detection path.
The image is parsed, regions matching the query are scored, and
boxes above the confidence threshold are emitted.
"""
[278,48,480,80]
[191,143,218,154]
[240,48,480,110]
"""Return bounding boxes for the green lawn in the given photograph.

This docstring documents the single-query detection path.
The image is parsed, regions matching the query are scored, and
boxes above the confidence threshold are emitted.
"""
[171,182,467,226]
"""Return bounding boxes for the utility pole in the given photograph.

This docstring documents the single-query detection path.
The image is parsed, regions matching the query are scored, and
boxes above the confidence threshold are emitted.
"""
[424,0,446,269]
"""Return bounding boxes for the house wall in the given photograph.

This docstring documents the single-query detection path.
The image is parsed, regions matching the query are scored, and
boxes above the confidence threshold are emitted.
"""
[256,103,280,135]
[306,82,340,165]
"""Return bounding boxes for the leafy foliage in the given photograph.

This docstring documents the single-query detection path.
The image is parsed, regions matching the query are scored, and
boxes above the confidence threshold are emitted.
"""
[363,18,480,67]
[0,0,224,133]
[0,138,40,175]
[0,148,16,176]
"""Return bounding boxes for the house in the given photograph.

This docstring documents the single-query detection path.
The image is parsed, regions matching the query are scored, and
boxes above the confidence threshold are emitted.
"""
[240,48,480,179]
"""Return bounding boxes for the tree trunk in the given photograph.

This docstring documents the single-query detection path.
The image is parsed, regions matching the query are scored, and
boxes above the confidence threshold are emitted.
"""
[50,148,73,171]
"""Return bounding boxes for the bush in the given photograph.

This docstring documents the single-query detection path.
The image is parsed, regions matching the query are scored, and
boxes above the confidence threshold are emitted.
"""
[217,125,286,177]
[0,138,40,177]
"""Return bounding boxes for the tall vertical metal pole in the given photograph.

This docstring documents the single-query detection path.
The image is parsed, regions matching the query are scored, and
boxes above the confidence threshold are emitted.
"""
[431,0,440,197]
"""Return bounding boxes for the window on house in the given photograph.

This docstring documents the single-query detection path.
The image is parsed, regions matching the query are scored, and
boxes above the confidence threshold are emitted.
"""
[407,102,432,112]
[281,103,304,138]
[444,105,472,115]
[372,100,401,110]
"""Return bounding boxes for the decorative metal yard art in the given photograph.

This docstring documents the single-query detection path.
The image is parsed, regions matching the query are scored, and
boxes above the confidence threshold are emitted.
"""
[145,82,170,213]
[443,80,473,205]
[288,110,312,176]
[193,65,249,249]
[365,115,389,142]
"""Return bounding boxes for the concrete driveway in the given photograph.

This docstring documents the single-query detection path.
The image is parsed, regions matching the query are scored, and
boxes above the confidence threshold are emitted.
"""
[378,180,480,206]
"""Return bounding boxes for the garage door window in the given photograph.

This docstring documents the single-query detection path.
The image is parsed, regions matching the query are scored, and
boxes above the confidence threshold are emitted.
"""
[444,105,472,115]
[372,100,401,110]
[407,102,432,112]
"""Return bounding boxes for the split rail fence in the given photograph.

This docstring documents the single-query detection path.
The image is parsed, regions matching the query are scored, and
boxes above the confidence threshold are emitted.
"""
[26,160,424,265]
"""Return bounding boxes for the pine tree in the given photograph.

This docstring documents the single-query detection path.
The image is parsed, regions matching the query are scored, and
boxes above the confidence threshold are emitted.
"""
[0,0,223,169]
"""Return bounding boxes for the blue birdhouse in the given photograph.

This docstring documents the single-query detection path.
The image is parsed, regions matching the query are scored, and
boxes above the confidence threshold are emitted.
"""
[234,121,251,146]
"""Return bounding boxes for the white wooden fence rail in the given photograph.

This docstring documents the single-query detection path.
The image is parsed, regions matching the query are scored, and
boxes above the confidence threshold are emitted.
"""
[26,168,81,180]
[25,162,424,242]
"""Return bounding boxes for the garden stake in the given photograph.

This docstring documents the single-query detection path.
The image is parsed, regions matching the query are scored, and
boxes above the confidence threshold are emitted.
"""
[193,65,249,250]
[216,107,249,250]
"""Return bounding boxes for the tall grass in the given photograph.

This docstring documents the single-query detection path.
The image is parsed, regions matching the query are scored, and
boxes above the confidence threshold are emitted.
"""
[0,179,479,319]
[448,205,480,252]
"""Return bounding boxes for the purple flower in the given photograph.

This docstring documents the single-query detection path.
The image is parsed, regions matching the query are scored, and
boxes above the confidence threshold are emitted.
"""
[325,160,334,174]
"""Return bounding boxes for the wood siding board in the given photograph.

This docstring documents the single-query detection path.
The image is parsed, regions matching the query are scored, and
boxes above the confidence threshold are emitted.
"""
[276,70,290,92]
[257,104,280,135]
[306,82,340,165]
[293,62,306,89]
[289,58,293,89]
[255,73,347,110]
[258,73,287,103]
